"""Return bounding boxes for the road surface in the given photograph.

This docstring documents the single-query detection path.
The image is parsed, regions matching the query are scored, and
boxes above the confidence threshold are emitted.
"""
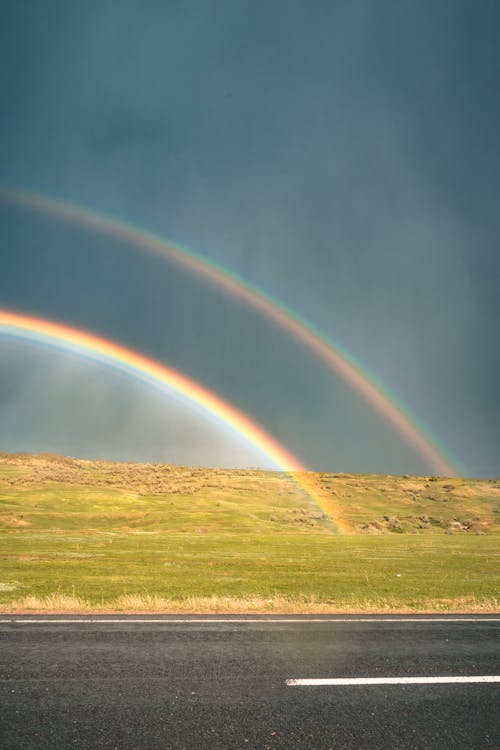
[1,615,499,749]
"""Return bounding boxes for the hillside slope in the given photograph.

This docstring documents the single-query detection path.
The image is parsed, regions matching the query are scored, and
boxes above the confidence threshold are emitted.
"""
[1,452,498,534]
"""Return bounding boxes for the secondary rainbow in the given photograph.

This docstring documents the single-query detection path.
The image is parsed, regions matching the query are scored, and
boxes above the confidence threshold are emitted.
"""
[0,309,342,527]
[0,187,459,476]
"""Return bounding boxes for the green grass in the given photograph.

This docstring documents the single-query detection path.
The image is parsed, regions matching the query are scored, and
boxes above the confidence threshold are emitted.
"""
[0,453,498,612]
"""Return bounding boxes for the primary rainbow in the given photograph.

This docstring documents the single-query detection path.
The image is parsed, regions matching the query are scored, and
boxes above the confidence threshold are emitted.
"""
[0,309,304,470]
[0,187,459,476]
[0,309,342,527]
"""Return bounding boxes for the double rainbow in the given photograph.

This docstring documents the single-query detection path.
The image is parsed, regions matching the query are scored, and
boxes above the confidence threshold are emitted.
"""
[0,187,458,476]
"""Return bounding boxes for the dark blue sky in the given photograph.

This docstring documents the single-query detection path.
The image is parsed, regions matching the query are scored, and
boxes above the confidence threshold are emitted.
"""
[0,1,499,475]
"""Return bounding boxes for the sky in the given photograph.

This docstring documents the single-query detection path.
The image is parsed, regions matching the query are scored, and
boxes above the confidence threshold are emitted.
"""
[0,0,498,476]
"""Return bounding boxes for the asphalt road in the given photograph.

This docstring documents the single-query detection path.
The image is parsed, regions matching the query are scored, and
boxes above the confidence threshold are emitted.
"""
[1,615,499,749]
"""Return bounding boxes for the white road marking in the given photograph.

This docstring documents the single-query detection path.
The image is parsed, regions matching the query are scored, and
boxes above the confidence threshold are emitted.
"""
[287,676,500,686]
[0,617,499,624]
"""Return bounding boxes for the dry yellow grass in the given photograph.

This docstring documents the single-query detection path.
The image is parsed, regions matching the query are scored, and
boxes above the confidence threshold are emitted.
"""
[5,592,499,614]
[16,593,87,611]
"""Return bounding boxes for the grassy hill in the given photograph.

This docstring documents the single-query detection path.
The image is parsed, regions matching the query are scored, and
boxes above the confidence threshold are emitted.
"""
[0,453,498,612]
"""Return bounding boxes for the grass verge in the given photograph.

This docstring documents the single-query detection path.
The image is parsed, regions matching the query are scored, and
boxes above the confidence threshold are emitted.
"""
[5,593,498,614]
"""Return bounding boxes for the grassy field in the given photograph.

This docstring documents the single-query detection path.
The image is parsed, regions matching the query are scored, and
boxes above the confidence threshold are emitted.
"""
[0,453,498,612]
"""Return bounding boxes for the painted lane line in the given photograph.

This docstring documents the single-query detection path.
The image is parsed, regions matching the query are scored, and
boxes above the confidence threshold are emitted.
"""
[286,676,500,686]
[0,617,499,625]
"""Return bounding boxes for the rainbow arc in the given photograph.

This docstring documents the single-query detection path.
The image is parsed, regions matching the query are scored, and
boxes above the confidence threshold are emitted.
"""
[0,309,344,529]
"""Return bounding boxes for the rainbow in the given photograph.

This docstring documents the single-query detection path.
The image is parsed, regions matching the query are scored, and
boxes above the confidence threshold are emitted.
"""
[0,187,459,476]
[0,309,342,527]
